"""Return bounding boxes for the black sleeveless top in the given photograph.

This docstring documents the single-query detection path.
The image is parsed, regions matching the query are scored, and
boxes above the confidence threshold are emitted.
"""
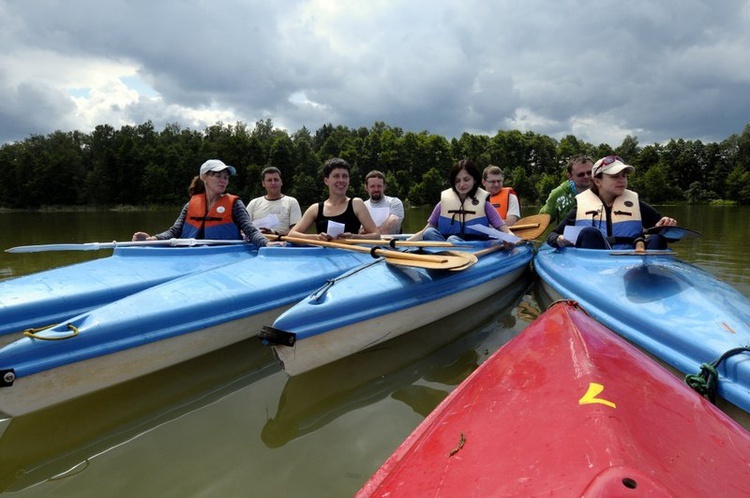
[315,199,362,234]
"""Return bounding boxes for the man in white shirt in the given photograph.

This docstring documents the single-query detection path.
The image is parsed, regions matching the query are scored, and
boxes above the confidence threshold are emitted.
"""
[246,167,302,235]
[362,170,404,234]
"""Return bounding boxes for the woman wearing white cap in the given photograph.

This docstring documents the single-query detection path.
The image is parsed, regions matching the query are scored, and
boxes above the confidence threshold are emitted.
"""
[132,159,267,247]
[546,155,677,250]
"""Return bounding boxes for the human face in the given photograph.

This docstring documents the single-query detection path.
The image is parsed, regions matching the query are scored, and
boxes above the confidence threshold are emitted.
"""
[203,170,230,195]
[454,169,476,198]
[569,161,593,190]
[262,173,283,198]
[324,167,350,195]
[365,177,385,201]
[595,171,628,201]
[482,173,504,196]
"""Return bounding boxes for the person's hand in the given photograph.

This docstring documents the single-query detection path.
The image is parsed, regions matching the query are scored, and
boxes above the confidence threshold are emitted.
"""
[656,216,677,227]
[132,232,150,241]
[335,232,353,240]
[317,232,332,241]
[555,234,573,247]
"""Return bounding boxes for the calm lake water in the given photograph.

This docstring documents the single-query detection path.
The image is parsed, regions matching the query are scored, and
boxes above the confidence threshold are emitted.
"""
[0,205,748,497]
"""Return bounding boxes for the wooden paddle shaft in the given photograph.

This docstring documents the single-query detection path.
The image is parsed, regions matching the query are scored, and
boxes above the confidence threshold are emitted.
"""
[279,235,450,263]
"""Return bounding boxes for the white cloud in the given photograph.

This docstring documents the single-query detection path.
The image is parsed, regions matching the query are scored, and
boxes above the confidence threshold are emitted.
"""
[1,0,749,146]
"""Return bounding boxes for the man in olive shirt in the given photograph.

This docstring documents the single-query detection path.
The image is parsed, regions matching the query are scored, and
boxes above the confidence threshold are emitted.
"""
[539,155,593,224]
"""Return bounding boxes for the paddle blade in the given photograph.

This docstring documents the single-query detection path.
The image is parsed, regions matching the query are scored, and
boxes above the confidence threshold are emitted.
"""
[511,214,551,241]
[644,226,700,242]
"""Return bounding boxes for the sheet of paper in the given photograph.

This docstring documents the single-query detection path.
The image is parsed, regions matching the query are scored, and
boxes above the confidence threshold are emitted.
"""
[563,225,584,244]
[467,225,522,244]
[251,214,280,230]
[327,220,346,238]
[367,206,389,227]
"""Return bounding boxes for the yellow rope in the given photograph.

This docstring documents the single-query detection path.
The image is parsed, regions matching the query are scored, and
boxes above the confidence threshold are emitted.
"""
[23,323,80,340]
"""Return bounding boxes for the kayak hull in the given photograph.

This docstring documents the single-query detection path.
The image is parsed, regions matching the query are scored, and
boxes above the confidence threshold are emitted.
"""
[0,246,371,416]
[357,301,750,497]
[0,244,255,338]
[269,243,533,375]
[534,244,750,414]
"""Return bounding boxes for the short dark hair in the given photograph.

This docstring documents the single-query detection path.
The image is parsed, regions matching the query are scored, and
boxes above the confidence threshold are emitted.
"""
[364,170,385,184]
[261,166,282,180]
[482,165,504,180]
[566,154,593,174]
[322,158,350,178]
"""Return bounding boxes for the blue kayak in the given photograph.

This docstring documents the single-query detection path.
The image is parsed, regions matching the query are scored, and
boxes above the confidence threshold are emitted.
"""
[534,244,750,414]
[263,242,534,375]
[0,244,256,338]
[0,246,372,416]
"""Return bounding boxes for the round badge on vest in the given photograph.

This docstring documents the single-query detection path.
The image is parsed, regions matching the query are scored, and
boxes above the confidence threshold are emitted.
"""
[217,206,226,213]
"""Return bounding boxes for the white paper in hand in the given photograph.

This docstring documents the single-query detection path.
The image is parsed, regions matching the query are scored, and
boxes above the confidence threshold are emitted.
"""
[367,207,389,227]
[467,225,522,243]
[327,220,346,238]
[251,214,280,230]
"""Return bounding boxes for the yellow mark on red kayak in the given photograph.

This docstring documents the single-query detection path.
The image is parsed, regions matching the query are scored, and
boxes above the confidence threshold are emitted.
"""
[579,382,616,408]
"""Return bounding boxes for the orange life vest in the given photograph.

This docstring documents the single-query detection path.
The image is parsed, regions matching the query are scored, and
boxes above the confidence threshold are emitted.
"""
[181,193,241,239]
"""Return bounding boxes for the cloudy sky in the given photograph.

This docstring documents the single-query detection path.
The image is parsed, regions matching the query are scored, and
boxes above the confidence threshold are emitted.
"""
[1,0,749,148]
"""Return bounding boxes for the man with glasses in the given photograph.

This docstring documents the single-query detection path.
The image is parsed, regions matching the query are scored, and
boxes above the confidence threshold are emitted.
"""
[539,155,593,224]
[482,165,520,226]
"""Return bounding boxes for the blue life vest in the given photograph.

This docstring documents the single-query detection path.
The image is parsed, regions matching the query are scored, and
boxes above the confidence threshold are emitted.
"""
[436,188,491,240]
[575,189,642,249]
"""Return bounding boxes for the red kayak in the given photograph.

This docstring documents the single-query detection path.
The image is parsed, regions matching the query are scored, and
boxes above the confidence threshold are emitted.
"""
[357,301,750,497]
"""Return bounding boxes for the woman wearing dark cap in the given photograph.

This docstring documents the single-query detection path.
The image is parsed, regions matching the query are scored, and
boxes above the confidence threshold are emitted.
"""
[547,155,677,250]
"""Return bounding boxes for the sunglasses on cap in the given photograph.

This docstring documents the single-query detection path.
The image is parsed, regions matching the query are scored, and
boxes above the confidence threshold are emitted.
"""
[593,155,625,176]
[600,155,624,166]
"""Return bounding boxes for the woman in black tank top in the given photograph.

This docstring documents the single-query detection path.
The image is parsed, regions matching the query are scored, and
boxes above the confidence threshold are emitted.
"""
[288,158,380,241]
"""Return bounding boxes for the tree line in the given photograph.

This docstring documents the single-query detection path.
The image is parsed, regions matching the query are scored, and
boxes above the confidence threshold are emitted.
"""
[1,119,749,210]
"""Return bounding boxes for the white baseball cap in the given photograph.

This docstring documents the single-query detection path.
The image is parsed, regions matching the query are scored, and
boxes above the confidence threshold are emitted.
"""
[199,159,236,176]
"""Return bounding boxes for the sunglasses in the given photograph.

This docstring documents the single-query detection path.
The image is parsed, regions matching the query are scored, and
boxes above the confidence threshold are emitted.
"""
[576,171,592,178]
[600,155,624,166]
[593,155,625,176]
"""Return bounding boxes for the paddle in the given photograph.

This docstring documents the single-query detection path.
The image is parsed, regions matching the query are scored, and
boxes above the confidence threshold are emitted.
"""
[446,241,517,271]
[643,225,701,242]
[275,235,477,270]
[5,238,249,253]
[510,214,550,241]
[338,214,551,248]
[335,239,458,248]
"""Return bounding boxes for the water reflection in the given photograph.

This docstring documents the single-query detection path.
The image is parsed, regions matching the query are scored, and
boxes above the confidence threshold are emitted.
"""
[262,275,533,448]
[0,339,277,492]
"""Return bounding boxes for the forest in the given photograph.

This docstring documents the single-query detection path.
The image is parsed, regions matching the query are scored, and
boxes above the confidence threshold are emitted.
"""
[1,119,749,210]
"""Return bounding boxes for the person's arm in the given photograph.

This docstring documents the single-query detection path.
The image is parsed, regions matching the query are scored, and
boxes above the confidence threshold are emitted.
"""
[347,198,380,239]
[407,203,440,241]
[505,193,520,226]
[287,204,323,240]
[288,198,302,231]
[640,201,677,229]
[539,187,558,216]
[133,204,189,241]
[234,200,267,247]
[546,209,576,247]
[486,203,513,234]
